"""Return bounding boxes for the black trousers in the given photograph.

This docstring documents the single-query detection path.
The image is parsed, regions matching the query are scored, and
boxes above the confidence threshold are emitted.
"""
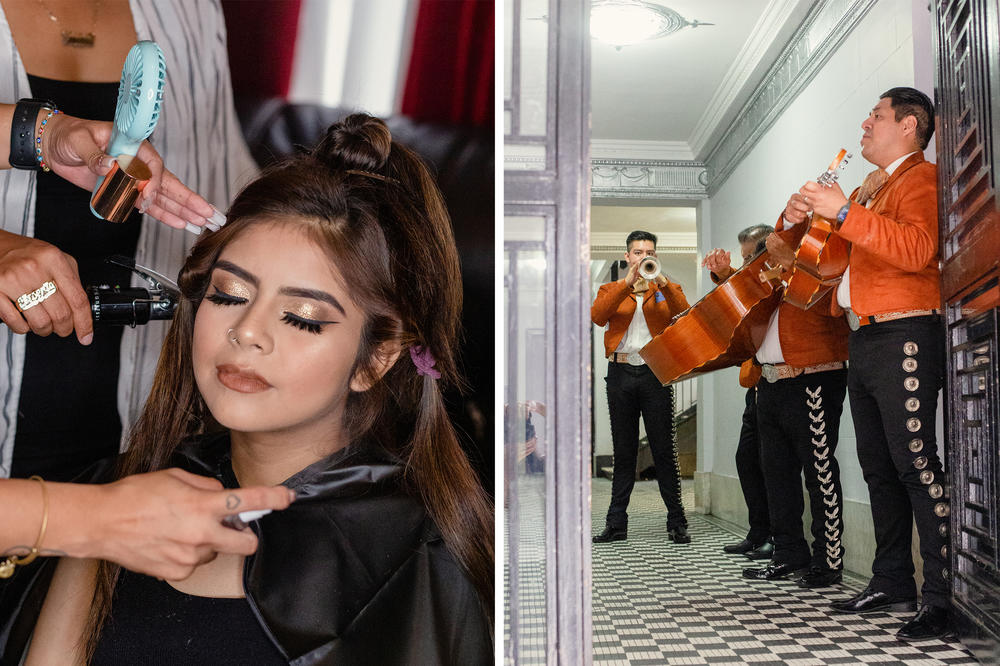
[757,368,847,568]
[735,387,770,543]
[604,362,686,530]
[848,316,948,606]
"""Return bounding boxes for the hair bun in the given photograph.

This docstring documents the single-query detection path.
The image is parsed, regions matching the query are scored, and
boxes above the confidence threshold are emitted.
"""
[314,113,392,173]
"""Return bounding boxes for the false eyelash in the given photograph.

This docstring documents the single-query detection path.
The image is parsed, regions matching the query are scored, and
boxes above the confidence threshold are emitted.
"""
[205,290,246,306]
[282,312,325,334]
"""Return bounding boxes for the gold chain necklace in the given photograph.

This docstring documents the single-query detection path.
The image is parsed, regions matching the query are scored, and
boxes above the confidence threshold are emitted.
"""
[35,0,103,48]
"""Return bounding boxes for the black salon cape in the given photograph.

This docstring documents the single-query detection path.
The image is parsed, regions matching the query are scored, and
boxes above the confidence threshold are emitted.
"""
[0,433,493,665]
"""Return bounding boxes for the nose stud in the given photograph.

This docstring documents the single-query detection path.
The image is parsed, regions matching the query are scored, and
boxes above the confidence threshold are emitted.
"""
[227,328,239,345]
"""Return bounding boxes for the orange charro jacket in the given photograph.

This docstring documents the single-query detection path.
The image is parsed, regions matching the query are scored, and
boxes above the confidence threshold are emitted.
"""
[766,218,851,367]
[739,359,761,388]
[591,279,690,359]
[835,152,940,316]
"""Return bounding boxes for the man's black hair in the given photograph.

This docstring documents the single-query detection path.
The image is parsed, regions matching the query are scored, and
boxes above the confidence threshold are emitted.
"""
[881,87,935,150]
[625,230,657,250]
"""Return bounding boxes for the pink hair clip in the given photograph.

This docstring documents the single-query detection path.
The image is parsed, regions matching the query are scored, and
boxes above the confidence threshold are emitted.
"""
[409,345,440,379]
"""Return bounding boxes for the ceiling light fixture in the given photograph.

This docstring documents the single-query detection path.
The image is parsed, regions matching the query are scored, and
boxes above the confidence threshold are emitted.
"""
[590,0,712,49]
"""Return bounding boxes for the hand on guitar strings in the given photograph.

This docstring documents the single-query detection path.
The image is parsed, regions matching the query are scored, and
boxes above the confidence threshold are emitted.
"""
[701,248,734,280]
[799,180,849,220]
[764,233,796,271]
[783,192,812,225]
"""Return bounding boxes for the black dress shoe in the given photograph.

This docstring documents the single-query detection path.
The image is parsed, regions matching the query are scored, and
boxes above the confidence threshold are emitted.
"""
[897,603,953,641]
[742,561,807,580]
[592,526,627,543]
[830,587,917,614]
[667,525,691,544]
[797,566,843,588]
[722,538,757,554]
[744,539,775,561]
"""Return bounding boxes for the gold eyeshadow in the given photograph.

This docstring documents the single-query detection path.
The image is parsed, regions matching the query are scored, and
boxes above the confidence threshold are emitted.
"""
[217,278,252,300]
[285,303,329,321]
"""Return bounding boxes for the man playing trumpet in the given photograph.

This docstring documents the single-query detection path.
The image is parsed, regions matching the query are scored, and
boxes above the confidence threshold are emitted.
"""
[591,230,692,544]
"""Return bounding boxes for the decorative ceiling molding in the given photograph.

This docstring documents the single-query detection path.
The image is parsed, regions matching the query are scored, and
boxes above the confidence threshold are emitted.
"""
[591,231,697,249]
[503,142,546,172]
[687,0,803,157]
[591,245,694,254]
[591,158,708,199]
[587,0,876,201]
[591,138,693,161]
[703,0,878,193]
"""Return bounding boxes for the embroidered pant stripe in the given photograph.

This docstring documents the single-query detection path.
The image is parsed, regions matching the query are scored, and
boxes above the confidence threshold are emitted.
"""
[807,384,843,568]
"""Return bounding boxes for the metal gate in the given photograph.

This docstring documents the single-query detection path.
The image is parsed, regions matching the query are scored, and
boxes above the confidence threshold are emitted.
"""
[932,0,1000,659]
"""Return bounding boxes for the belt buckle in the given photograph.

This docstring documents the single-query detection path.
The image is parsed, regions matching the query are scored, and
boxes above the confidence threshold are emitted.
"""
[845,309,861,331]
[761,364,779,383]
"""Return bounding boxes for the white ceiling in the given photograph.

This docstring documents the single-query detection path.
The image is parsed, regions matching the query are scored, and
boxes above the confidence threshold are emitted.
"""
[590,0,813,158]
[590,0,815,237]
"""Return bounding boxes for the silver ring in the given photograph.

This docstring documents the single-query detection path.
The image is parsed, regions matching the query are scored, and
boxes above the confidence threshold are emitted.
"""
[227,328,239,344]
[16,281,57,312]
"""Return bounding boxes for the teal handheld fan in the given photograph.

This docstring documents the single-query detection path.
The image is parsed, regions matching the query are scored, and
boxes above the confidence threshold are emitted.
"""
[90,40,166,220]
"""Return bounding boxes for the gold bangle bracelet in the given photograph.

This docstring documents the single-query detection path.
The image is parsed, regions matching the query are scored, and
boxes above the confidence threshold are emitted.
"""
[0,475,49,578]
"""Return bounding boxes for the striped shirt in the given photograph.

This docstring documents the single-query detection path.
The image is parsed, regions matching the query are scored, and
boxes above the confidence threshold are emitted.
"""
[0,0,259,476]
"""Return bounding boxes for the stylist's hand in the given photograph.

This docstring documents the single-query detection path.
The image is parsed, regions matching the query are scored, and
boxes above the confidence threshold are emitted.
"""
[66,469,295,580]
[41,113,225,232]
[0,229,92,343]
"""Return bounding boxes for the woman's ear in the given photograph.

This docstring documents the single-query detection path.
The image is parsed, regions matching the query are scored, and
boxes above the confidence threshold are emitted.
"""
[350,342,402,392]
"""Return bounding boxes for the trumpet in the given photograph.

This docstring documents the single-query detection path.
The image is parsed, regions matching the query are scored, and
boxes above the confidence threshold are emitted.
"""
[638,256,661,281]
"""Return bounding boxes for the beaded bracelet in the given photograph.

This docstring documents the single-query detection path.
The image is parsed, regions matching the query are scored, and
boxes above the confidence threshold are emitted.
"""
[34,108,62,173]
[7,98,55,170]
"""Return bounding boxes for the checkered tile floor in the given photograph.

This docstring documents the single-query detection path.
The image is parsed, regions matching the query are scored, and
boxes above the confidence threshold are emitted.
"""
[590,479,977,665]
[504,477,980,664]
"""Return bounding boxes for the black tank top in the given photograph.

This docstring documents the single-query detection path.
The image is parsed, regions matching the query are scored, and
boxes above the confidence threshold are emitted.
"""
[92,569,287,664]
[12,75,143,481]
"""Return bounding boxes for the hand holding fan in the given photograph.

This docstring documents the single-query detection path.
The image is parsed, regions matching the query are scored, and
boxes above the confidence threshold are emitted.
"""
[90,40,166,222]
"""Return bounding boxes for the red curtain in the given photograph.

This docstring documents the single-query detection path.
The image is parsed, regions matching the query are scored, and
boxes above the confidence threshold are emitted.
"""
[401,0,494,128]
[220,0,302,100]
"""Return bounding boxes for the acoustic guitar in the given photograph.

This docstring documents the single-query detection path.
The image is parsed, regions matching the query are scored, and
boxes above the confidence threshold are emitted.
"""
[639,250,784,386]
[782,149,852,309]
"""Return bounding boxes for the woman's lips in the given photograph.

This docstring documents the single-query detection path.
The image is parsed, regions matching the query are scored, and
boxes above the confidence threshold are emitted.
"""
[217,365,271,393]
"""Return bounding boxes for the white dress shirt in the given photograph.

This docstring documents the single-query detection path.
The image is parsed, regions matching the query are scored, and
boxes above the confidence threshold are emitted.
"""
[614,294,652,365]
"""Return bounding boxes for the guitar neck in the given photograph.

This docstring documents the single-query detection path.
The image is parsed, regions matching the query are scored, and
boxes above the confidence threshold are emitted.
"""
[816,148,849,187]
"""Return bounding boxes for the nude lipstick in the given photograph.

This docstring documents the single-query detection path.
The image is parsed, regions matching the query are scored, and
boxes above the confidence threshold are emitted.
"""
[217,365,271,393]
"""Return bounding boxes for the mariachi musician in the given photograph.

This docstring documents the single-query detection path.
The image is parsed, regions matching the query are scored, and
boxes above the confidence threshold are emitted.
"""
[591,231,691,545]
[729,218,850,588]
[792,87,950,641]
[702,224,774,562]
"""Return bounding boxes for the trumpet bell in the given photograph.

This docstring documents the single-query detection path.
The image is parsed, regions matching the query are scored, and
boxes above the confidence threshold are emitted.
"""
[639,256,660,281]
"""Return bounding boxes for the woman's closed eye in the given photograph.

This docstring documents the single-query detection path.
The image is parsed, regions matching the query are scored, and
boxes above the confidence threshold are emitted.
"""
[206,284,337,333]
[281,312,333,334]
[205,287,247,306]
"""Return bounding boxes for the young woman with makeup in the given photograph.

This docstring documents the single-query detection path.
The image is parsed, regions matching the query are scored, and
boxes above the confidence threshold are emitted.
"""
[2,113,493,665]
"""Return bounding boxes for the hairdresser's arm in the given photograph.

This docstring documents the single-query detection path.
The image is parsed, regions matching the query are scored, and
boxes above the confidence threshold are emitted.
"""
[1,469,295,580]
[0,103,224,230]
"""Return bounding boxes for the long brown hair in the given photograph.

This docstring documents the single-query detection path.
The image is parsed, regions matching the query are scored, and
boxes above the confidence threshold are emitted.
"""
[86,114,493,655]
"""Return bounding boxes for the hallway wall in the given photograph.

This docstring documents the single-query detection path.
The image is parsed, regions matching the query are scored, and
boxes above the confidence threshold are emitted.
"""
[697,0,935,577]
